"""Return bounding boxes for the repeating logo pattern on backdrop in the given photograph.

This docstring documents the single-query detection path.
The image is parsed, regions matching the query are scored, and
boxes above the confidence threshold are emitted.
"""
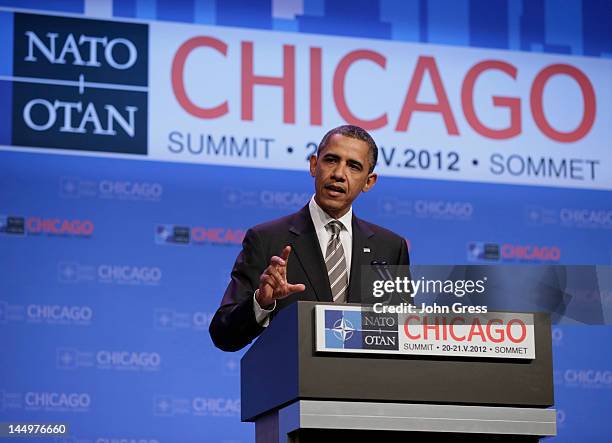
[0,391,92,412]
[60,176,162,201]
[0,214,94,237]
[467,242,561,263]
[0,301,93,326]
[155,223,245,246]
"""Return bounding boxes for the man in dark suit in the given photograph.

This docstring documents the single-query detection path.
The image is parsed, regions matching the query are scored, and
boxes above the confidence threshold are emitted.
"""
[209,125,410,351]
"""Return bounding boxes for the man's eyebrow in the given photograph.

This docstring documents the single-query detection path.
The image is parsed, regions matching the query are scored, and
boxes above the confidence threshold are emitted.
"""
[322,153,364,169]
[347,159,364,169]
[322,153,339,159]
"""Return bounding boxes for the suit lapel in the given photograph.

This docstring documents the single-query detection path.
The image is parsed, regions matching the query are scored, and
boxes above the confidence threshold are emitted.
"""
[347,216,374,303]
[288,206,332,302]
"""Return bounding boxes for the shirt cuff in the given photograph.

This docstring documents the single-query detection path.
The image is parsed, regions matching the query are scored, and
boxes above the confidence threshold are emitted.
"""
[253,290,275,327]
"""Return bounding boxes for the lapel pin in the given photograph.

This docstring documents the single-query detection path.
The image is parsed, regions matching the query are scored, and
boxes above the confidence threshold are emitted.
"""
[363,248,371,253]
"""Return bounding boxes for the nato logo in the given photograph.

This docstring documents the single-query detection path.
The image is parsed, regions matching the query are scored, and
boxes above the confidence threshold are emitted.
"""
[323,309,399,350]
[154,309,175,329]
[59,177,81,198]
[332,317,356,342]
[153,396,175,416]
[57,261,96,283]
[324,310,362,349]
[378,197,412,216]
[155,224,190,245]
[57,262,80,283]
[59,176,97,198]
[0,215,25,235]
[56,348,78,370]
[467,242,500,261]
[8,13,148,155]
[524,205,557,226]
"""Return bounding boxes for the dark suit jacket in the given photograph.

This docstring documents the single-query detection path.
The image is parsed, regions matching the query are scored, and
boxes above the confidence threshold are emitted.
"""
[209,204,410,351]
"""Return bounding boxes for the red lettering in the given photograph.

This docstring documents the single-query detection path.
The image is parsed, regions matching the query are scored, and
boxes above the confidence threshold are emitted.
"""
[333,50,388,130]
[25,217,93,235]
[190,227,244,244]
[310,47,322,125]
[170,40,595,143]
[467,318,486,342]
[396,56,458,135]
[507,319,527,343]
[241,42,295,123]
[191,227,205,242]
[403,315,421,339]
[486,319,505,343]
[449,317,465,341]
[61,219,74,234]
[225,229,245,244]
[501,244,512,258]
[462,61,521,139]
[26,217,41,233]
[550,246,561,260]
[530,64,596,142]
[47,219,60,233]
[81,220,94,235]
[440,317,448,340]
[422,316,440,340]
[502,244,560,261]
[172,36,229,119]
[209,228,222,242]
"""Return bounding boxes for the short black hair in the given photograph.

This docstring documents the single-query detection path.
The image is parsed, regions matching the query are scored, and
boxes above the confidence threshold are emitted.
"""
[317,125,378,173]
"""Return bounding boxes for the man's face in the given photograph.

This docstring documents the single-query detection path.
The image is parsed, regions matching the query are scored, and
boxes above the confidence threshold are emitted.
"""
[310,134,377,219]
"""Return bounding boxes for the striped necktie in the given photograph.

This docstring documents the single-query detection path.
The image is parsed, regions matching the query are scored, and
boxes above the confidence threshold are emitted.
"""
[325,220,348,303]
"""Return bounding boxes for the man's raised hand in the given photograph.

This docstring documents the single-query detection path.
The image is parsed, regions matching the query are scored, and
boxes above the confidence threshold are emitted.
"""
[256,245,306,308]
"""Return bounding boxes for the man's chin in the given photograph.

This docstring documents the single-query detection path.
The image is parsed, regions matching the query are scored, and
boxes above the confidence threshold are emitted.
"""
[317,197,349,217]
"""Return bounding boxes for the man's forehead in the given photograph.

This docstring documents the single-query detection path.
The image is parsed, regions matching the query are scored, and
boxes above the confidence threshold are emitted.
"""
[321,134,369,159]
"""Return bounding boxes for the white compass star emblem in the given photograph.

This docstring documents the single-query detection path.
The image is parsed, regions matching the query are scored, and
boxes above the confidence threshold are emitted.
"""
[332,317,355,342]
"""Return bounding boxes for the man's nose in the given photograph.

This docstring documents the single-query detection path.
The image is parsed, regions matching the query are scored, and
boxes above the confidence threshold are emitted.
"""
[331,163,347,181]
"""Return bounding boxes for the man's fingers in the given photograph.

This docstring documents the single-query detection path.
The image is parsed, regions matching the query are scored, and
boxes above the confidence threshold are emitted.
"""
[262,246,300,299]
[287,283,306,294]
[269,256,286,267]
[262,266,292,295]
[266,266,285,289]
[260,274,275,288]
[280,245,292,261]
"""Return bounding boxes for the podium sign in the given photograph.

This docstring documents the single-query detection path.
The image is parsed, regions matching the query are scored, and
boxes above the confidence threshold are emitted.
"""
[315,305,536,359]
[242,301,554,439]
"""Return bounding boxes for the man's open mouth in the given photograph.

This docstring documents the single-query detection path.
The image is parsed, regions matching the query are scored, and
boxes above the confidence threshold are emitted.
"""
[325,184,346,194]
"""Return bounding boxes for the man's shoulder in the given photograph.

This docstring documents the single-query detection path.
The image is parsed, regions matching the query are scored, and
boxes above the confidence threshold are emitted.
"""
[356,216,404,242]
[246,207,404,243]
[248,207,307,236]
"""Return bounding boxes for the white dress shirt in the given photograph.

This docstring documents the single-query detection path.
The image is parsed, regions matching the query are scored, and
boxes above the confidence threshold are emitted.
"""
[308,195,353,280]
[254,196,353,326]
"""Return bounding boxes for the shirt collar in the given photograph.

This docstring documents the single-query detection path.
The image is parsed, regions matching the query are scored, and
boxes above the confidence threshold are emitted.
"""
[308,195,353,237]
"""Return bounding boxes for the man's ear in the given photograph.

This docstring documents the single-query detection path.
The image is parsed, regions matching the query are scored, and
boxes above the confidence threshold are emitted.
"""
[362,173,378,192]
[309,154,317,177]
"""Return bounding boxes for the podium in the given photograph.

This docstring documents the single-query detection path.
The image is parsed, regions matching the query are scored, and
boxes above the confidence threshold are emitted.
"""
[241,301,556,442]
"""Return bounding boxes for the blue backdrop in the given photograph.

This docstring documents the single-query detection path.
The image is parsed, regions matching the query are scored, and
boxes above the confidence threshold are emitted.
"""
[1,1,611,442]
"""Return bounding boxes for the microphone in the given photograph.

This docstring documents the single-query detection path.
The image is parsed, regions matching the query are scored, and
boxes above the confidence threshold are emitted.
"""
[370,260,414,304]
[370,260,395,304]
[370,260,393,281]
